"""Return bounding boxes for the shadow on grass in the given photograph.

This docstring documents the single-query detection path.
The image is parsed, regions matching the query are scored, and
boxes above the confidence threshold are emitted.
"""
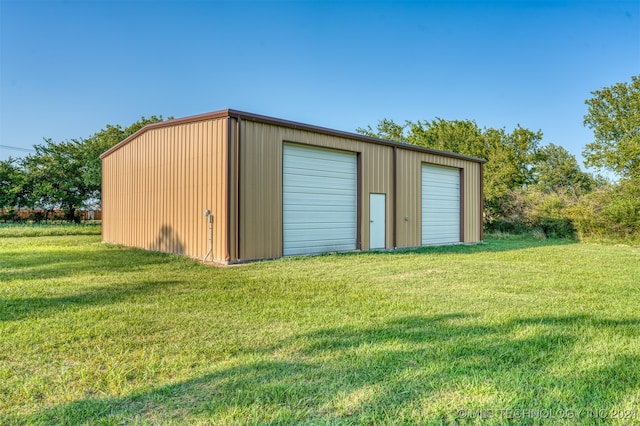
[16,314,640,424]
[0,279,182,322]
[0,244,188,283]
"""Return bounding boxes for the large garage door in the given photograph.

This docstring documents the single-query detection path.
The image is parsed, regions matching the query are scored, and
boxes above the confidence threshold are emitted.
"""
[422,164,460,245]
[283,143,357,256]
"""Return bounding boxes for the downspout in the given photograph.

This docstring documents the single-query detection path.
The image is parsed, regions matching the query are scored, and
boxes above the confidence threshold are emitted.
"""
[226,117,232,262]
[356,153,362,249]
[480,162,484,241]
[392,146,397,249]
[235,116,241,261]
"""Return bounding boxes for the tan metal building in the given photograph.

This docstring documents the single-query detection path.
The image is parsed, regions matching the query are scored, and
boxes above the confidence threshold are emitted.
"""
[100,109,485,263]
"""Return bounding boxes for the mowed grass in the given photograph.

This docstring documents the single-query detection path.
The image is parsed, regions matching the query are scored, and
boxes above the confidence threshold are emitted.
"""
[0,222,101,238]
[1,232,639,425]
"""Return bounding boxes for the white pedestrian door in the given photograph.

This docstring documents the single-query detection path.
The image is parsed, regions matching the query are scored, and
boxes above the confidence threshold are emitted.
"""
[369,193,386,249]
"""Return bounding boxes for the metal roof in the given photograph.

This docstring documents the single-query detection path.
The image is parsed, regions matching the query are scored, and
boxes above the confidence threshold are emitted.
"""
[101,109,487,163]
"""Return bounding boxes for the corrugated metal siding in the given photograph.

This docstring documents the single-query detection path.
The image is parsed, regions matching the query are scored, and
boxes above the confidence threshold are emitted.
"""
[396,149,482,247]
[227,118,238,262]
[237,119,283,260]
[239,121,394,260]
[102,118,229,262]
[102,111,483,263]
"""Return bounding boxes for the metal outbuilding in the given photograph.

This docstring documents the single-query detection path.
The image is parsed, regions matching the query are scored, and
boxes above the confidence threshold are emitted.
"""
[100,109,486,264]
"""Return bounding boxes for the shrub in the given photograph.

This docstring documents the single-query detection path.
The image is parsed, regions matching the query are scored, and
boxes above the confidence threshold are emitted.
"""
[485,189,578,239]
[569,178,640,242]
[28,210,46,222]
[0,208,22,223]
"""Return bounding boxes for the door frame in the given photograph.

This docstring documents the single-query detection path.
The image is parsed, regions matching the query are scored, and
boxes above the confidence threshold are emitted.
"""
[369,192,386,249]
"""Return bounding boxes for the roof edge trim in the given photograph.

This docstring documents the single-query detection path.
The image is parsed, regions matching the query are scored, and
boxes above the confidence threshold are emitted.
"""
[100,108,487,163]
[99,110,232,159]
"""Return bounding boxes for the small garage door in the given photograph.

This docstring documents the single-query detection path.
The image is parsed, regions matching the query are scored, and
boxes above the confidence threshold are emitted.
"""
[422,164,460,245]
[283,143,357,256]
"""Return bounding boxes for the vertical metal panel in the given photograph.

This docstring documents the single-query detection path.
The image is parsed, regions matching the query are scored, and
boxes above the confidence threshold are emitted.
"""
[237,119,283,260]
[103,113,483,263]
[227,118,237,262]
[459,168,465,242]
[479,162,484,241]
[395,149,420,248]
[395,149,482,247]
[101,117,229,262]
[239,121,394,260]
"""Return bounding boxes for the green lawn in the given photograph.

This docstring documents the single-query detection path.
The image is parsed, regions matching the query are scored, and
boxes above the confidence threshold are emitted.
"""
[0,222,101,238]
[1,231,639,425]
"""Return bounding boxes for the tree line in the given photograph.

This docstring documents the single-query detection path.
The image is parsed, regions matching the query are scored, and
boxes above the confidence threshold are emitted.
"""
[1,76,637,241]
[0,116,167,222]
[357,75,639,241]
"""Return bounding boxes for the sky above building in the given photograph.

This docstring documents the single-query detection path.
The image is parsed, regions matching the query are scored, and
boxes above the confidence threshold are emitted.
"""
[1,0,639,169]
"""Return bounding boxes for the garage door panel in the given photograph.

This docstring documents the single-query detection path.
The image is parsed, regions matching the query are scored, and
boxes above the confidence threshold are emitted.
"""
[285,155,354,171]
[287,156,339,167]
[284,241,355,256]
[422,164,460,245]
[425,224,460,232]
[423,218,459,225]
[284,186,356,197]
[423,199,458,207]
[284,229,355,239]
[284,215,356,224]
[285,167,354,180]
[429,183,458,189]
[283,144,357,256]
[422,207,458,215]
[284,211,355,222]
[286,146,349,159]
[284,197,355,206]
[285,181,355,191]
[286,157,354,169]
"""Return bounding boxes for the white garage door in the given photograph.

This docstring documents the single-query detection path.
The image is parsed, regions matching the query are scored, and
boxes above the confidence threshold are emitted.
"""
[283,143,357,256]
[422,164,460,245]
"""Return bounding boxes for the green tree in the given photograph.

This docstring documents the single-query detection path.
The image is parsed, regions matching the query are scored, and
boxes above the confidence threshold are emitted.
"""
[583,75,640,179]
[481,126,542,211]
[356,118,407,143]
[405,118,486,158]
[22,139,96,221]
[0,158,28,212]
[2,116,168,222]
[533,143,594,195]
[356,117,542,215]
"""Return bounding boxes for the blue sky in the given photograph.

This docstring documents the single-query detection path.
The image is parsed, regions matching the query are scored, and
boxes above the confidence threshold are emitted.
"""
[1,0,639,168]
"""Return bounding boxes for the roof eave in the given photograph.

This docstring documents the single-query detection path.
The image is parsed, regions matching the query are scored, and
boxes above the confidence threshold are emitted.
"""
[100,108,487,164]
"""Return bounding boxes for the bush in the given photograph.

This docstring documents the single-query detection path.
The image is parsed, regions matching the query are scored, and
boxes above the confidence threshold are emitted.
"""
[484,189,577,239]
[28,210,46,222]
[533,217,576,239]
[569,178,640,242]
[0,208,27,223]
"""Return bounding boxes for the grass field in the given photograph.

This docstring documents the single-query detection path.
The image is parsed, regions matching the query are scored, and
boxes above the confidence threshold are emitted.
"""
[1,230,639,425]
[0,222,101,238]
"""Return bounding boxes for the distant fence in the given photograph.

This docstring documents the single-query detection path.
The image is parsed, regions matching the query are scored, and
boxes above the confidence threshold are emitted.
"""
[0,209,102,222]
